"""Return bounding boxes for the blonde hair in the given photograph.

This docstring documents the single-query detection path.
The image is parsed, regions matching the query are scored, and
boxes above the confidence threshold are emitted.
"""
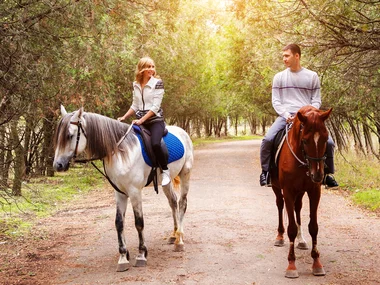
[134,57,157,84]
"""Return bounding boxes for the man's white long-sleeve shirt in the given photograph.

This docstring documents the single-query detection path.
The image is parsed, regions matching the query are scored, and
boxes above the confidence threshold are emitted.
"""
[272,67,321,119]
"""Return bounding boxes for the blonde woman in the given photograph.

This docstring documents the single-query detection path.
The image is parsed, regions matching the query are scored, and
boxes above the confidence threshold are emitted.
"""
[118,57,170,186]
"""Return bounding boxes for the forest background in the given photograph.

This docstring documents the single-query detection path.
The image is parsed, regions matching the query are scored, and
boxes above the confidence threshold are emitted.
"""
[0,0,379,211]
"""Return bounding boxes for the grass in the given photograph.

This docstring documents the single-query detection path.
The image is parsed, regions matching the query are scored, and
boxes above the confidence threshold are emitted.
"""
[352,190,380,211]
[334,151,380,212]
[0,161,107,238]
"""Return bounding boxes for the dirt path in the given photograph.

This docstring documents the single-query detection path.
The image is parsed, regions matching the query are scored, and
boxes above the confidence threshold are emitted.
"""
[2,140,380,285]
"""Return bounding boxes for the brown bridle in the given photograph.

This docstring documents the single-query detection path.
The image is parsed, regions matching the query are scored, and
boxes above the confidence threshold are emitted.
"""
[286,123,327,174]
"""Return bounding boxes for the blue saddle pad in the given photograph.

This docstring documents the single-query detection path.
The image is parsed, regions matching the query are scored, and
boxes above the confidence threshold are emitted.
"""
[133,125,185,167]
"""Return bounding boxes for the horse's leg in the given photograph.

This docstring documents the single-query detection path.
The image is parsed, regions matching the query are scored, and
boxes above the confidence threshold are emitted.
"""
[294,192,308,250]
[284,194,299,278]
[162,182,179,247]
[272,185,285,247]
[130,191,148,267]
[308,188,326,276]
[115,192,130,272]
[176,170,191,252]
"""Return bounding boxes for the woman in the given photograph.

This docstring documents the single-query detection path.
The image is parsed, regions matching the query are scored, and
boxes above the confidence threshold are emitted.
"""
[118,57,170,186]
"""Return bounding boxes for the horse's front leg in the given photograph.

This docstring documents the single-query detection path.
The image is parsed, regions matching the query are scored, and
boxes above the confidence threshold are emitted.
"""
[308,189,325,276]
[284,195,299,278]
[115,192,130,272]
[130,192,148,267]
[272,185,285,247]
[294,193,308,250]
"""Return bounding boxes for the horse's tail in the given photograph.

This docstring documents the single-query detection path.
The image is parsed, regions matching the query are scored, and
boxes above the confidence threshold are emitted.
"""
[173,176,181,191]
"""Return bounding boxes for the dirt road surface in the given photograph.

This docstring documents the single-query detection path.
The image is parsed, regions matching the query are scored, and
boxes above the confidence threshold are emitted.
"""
[2,140,380,285]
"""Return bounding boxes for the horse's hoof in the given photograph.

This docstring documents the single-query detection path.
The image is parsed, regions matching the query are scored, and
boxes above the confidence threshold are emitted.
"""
[296,241,309,250]
[134,256,147,267]
[285,270,299,278]
[168,236,176,244]
[313,267,326,276]
[116,262,130,272]
[274,239,285,247]
[174,244,185,252]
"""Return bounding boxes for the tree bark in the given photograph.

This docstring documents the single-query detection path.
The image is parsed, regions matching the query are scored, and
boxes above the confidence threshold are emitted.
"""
[11,120,24,196]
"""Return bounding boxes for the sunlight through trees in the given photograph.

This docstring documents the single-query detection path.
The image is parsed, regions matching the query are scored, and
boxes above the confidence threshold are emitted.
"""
[1,0,379,196]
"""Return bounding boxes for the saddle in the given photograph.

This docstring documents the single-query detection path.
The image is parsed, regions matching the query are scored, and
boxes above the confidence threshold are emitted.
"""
[269,128,287,172]
[133,125,169,193]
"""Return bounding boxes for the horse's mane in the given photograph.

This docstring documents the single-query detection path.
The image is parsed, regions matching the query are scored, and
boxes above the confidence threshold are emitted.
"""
[54,111,138,160]
[84,112,138,159]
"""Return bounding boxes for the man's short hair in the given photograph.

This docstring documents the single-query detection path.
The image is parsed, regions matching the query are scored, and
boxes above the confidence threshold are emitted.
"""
[283,44,301,57]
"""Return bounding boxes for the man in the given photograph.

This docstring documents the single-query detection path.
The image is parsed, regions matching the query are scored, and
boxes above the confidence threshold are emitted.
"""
[259,44,338,188]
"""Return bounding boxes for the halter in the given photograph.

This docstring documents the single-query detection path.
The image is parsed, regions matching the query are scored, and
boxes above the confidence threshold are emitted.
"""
[285,123,327,174]
[70,120,87,159]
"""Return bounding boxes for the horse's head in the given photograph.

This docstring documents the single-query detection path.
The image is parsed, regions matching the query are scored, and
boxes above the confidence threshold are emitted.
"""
[296,106,332,183]
[53,105,87,171]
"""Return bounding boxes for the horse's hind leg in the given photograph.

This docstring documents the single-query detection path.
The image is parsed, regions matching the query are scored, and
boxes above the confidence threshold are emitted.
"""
[162,182,180,247]
[176,169,191,251]
[272,185,285,247]
[294,193,308,250]
[307,189,325,276]
[115,192,130,272]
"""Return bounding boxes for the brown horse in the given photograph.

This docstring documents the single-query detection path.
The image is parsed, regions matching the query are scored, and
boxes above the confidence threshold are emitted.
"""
[270,105,332,278]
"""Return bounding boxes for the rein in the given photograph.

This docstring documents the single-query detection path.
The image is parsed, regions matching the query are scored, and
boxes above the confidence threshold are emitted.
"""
[69,119,130,196]
[285,123,307,167]
[285,123,327,171]
[117,122,134,146]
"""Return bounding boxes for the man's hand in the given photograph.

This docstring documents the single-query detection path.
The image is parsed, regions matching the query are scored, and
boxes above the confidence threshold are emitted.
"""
[286,115,294,123]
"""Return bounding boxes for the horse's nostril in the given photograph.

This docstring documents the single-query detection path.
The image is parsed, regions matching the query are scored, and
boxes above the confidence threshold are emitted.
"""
[53,161,65,172]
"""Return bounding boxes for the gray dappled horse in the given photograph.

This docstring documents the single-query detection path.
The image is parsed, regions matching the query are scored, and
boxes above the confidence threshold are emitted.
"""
[53,106,194,271]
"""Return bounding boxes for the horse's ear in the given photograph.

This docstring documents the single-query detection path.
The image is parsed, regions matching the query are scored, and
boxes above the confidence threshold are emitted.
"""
[78,107,84,119]
[60,105,67,116]
[297,111,307,124]
[321,108,333,121]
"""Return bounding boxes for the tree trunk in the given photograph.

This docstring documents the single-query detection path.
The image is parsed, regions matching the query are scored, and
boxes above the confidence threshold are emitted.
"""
[11,120,24,196]
[234,115,238,136]
[44,112,55,177]
[23,119,32,176]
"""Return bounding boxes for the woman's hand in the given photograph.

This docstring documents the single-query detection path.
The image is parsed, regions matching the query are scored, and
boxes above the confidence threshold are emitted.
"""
[132,119,143,125]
